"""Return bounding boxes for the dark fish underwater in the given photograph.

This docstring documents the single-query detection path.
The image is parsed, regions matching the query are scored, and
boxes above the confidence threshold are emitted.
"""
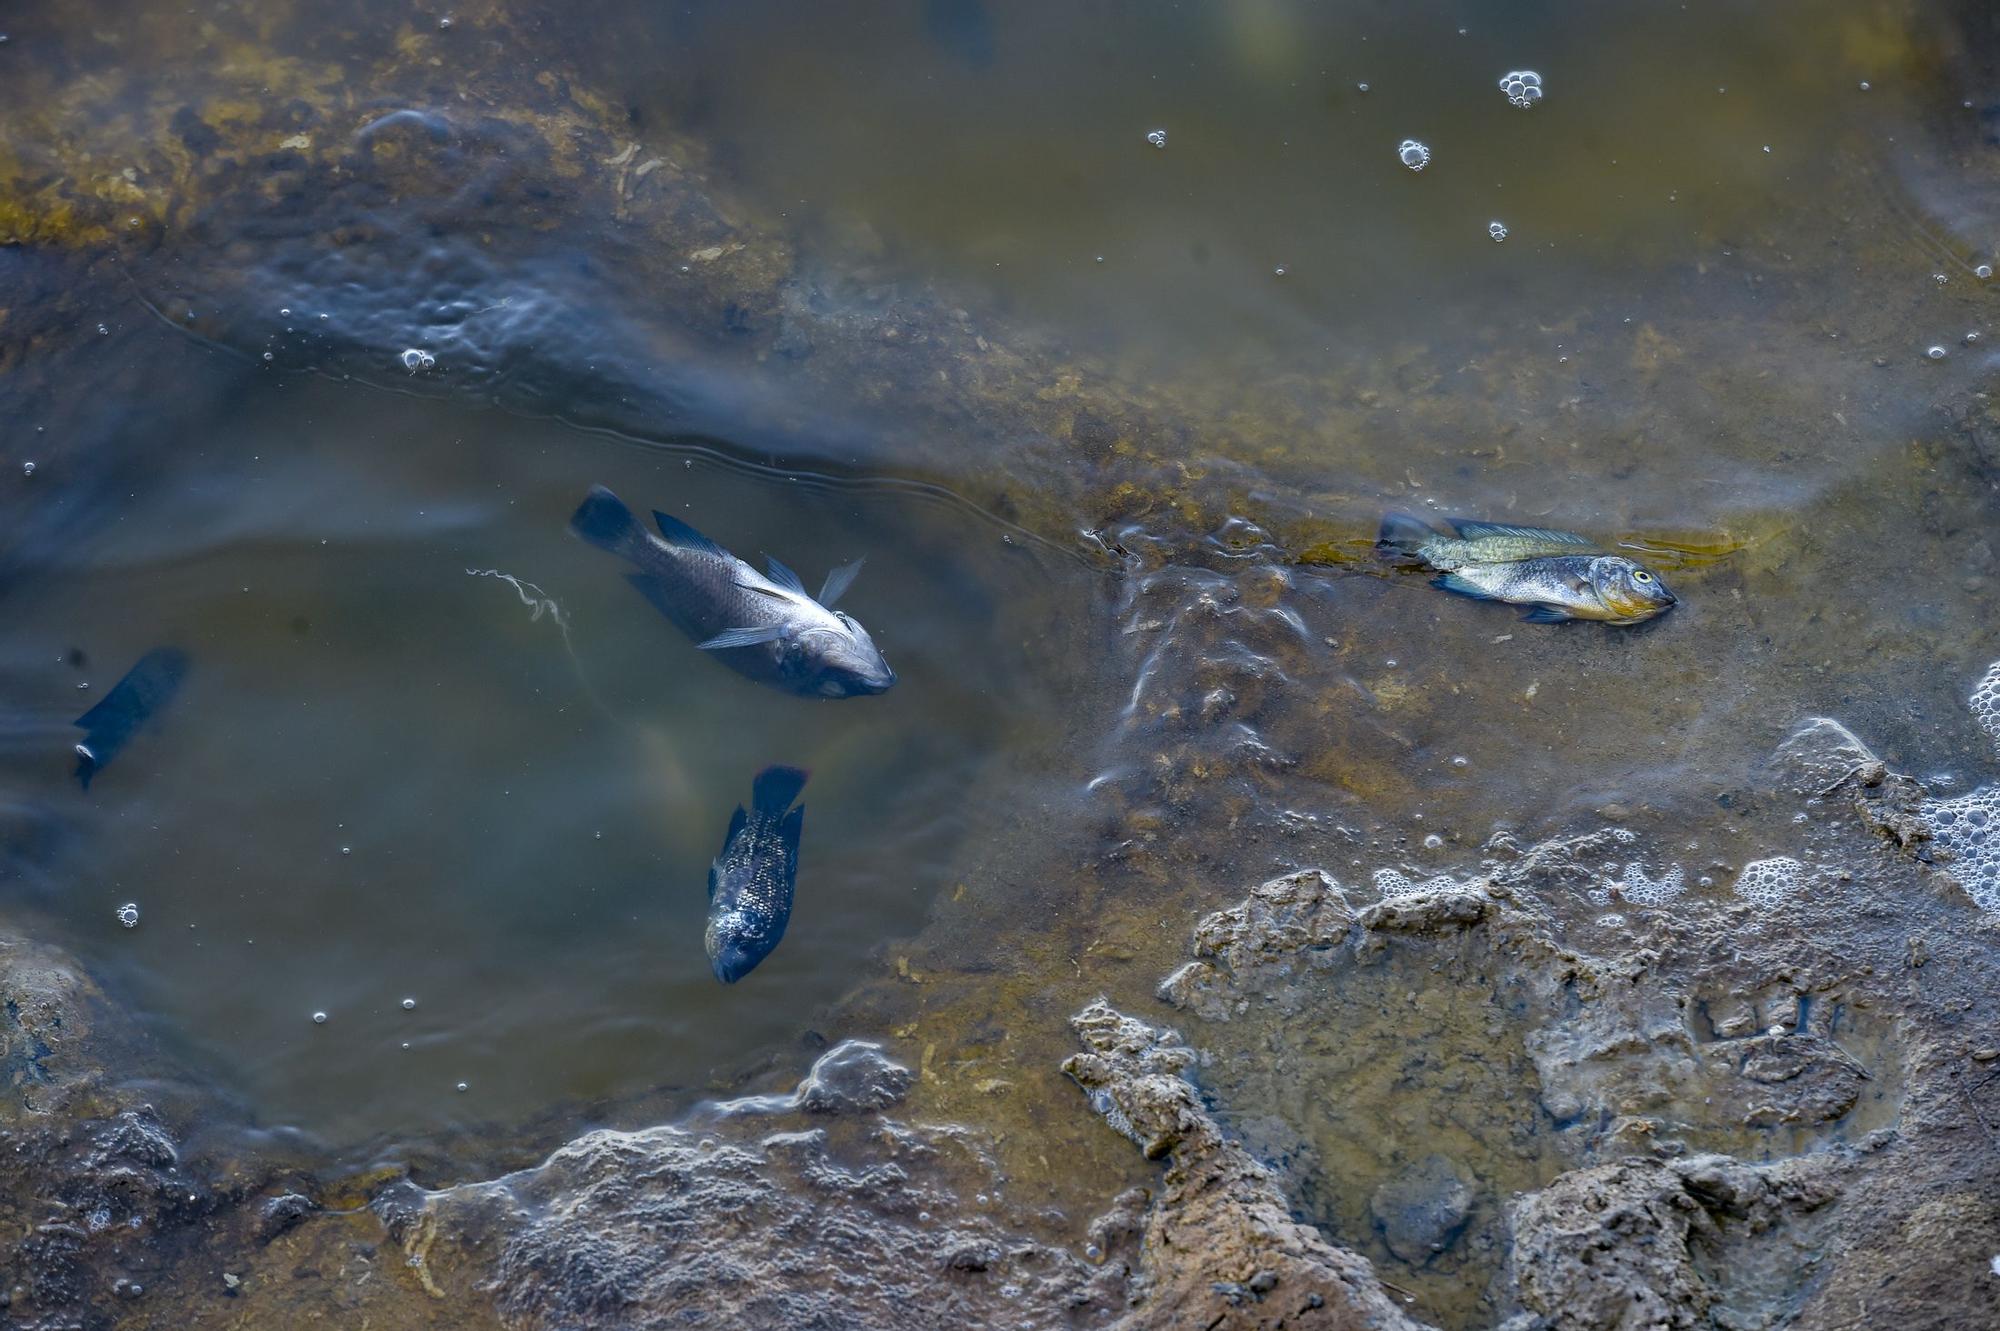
[569,486,896,698]
[706,765,808,984]
[73,647,189,788]
[1378,513,1677,625]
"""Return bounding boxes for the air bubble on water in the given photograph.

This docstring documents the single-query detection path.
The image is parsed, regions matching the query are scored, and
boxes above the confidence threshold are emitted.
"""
[1935,273,1950,286]
[1145,129,1167,150]
[1084,1243,1103,1263]
[1928,346,1948,361]
[1273,266,1287,276]
[456,1081,469,1092]
[1397,139,1431,171]
[400,348,436,374]
[115,903,140,929]
[401,997,417,1011]
[262,352,274,362]
[279,307,291,317]
[1498,70,1543,109]
[97,323,108,336]
[1422,834,1443,850]
[1488,220,1508,242]
[1979,265,1995,280]
[1357,82,1369,93]
[1858,80,1871,91]
[1451,755,1470,767]
[439,16,452,28]
[22,461,35,477]
[1968,332,1983,346]
[340,845,352,856]
[312,1011,329,1025]
[1732,857,1804,908]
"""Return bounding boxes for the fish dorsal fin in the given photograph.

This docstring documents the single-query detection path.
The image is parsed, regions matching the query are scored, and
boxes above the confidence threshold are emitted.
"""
[1447,519,1599,554]
[652,508,726,557]
[764,555,807,596]
[818,558,864,608]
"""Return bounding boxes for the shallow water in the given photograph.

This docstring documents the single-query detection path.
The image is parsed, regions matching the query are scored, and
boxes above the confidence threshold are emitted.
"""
[4,0,2000,1324]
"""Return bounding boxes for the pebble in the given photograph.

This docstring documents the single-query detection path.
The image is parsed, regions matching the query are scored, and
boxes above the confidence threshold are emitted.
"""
[1975,1048,1999,1063]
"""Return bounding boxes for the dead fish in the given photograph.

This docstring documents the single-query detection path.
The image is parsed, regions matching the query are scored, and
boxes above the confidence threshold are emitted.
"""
[569,485,895,698]
[73,647,189,788]
[1377,513,1676,624]
[706,765,808,984]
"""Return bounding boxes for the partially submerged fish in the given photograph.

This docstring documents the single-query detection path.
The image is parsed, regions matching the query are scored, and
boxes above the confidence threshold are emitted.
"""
[569,485,895,698]
[1378,513,1676,624]
[73,647,189,788]
[706,765,808,984]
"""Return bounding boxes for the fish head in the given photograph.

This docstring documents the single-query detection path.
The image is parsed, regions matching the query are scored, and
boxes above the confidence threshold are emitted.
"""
[706,915,771,983]
[1589,557,1677,622]
[801,612,897,697]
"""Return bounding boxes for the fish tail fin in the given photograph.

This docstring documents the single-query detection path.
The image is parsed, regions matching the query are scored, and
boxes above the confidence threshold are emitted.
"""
[569,485,645,559]
[751,764,809,815]
[1377,511,1437,564]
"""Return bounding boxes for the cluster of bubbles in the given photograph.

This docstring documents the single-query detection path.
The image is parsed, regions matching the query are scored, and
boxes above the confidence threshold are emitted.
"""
[21,460,35,478]
[399,347,437,374]
[1144,128,1167,150]
[1918,659,2000,912]
[1611,861,1685,906]
[1971,660,2000,754]
[1488,220,1508,242]
[1731,856,1804,908]
[1498,70,1543,109]
[115,903,140,929]
[1372,867,1458,897]
[1397,139,1431,171]
[1925,788,2000,911]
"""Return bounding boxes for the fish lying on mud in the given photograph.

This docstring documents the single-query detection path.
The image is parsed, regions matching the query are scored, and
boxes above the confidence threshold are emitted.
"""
[706,765,808,984]
[73,647,189,788]
[569,485,896,698]
[1378,513,1677,624]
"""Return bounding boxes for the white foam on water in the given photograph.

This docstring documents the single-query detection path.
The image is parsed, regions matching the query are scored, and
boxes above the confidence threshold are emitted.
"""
[1922,786,2000,912]
[1373,867,1458,898]
[1616,862,1686,906]
[1971,660,2000,756]
[1732,857,1804,907]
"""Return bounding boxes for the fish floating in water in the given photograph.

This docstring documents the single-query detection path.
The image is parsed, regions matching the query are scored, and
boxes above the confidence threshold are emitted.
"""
[706,765,808,983]
[569,485,896,698]
[1378,513,1677,624]
[73,647,189,788]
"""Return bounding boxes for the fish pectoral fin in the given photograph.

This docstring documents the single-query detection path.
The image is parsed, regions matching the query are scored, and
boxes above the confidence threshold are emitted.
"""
[818,558,865,608]
[698,625,786,650]
[1431,573,1500,601]
[1520,603,1577,624]
[763,555,808,596]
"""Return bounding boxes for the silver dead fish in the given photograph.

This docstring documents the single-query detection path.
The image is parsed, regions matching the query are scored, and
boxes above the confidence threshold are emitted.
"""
[1378,513,1677,624]
[569,485,896,697]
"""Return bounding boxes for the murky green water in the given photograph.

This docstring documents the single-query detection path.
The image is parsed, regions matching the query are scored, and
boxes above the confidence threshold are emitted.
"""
[4,0,2000,1325]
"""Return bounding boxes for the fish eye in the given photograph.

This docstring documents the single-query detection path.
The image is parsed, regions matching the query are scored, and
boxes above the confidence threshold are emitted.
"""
[1633,570,1654,583]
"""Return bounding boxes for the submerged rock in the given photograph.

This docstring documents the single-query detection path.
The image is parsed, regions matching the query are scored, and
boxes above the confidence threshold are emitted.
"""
[1370,1155,1475,1266]
[1063,1000,1435,1331]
